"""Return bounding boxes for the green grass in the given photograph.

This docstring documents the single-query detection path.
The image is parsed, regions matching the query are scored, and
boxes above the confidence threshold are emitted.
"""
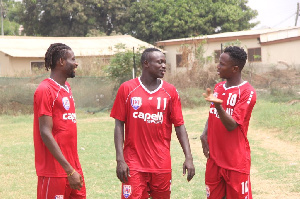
[251,99,300,141]
[0,110,208,198]
[0,102,299,198]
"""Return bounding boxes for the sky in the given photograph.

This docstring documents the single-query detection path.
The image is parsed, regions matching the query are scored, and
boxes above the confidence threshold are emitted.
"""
[247,0,300,29]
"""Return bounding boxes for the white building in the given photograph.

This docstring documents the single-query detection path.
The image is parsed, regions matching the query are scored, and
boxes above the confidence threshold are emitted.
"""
[156,27,300,74]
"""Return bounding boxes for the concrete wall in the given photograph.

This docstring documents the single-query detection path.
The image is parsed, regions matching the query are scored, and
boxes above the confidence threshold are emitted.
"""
[0,54,106,76]
[261,40,300,71]
[163,38,262,74]
[0,52,11,76]
[162,37,300,75]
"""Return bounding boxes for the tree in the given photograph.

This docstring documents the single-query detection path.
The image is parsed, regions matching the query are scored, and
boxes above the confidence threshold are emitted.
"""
[17,0,134,37]
[118,0,258,43]
[18,0,96,36]
[16,0,258,40]
[105,44,143,88]
[0,0,22,35]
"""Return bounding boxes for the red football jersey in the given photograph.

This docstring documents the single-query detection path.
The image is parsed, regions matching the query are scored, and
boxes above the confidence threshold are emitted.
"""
[207,81,256,174]
[33,78,82,177]
[110,78,184,173]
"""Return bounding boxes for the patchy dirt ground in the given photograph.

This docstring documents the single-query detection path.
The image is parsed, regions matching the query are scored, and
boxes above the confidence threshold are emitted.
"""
[249,126,300,199]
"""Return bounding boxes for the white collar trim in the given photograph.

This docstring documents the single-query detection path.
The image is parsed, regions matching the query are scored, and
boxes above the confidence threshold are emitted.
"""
[138,77,163,94]
[48,78,70,93]
[223,81,247,90]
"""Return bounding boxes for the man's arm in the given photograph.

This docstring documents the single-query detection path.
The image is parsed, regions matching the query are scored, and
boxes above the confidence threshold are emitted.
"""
[203,88,238,131]
[175,125,195,182]
[200,119,209,158]
[39,115,83,190]
[114,119,130,183]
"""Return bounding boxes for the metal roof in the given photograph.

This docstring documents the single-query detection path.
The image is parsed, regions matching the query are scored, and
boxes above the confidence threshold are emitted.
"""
[0,35,155,58]
[156,27,300,46]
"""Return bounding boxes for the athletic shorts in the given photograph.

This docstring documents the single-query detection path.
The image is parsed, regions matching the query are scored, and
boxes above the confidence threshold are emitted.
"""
[205,158,252,199]
[37,176,86,199]
[121,171,172,199]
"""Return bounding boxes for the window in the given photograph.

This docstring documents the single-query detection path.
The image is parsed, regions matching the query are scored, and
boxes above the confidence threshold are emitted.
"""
[176,54,183,67]
[248,48,261,62]
[214,50,221,63]
[31,61,45,71]
[176,54,189,67]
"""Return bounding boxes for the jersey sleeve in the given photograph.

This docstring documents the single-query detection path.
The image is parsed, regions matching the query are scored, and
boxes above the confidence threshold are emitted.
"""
[34,84,53,118]
[232,87,256,125]
[110,83,127,122]
[170,88,184,127]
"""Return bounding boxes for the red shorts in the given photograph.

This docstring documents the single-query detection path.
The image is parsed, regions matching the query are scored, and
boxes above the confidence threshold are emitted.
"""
[121,171,172,199]
[37,176,86,199]
[205,158,252,199]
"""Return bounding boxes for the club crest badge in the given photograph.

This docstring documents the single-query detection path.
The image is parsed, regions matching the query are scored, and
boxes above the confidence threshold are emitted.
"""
[62,97,70,110]
[213,92,218,98]
[123,185,132,198]
[55,195,64,199]
[211,92,219,105]
[131,97,142,110]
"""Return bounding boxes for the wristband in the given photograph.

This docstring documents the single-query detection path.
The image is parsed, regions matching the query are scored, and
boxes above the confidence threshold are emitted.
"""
[67,169,76,177]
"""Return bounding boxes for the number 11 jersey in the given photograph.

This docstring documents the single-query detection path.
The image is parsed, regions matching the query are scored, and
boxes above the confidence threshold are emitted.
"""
[110,77,184,173]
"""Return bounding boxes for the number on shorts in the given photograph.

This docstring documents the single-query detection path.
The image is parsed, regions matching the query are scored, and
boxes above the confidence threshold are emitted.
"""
[241,180,249,194]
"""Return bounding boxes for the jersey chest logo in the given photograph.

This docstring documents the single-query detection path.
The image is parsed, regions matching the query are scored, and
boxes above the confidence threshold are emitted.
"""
[62,97,70,110]
[131,97,142,110]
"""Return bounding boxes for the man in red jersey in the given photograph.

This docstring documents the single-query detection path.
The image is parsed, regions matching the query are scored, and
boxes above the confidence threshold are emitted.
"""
[200,46,256,199]
[33,43,86,199]
[111,48,195,199]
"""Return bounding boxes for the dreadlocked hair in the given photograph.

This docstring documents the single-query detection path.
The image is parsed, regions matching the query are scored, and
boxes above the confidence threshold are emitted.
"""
[44,43,71,71]
[141,48,161,64]
[224,46,247,70]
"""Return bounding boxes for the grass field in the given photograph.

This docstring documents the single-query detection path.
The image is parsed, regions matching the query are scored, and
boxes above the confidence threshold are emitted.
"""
[0,100,299,198]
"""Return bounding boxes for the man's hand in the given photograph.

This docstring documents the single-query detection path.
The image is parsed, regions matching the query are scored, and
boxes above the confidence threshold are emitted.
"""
[67,171,83,190]
[203,88,223,104]
[116,160,130,183]
[200,134,210,159]
[183,157,195,182]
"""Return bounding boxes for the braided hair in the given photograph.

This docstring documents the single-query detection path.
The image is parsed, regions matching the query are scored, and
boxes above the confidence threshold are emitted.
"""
[44,43,71,71]
[141,48,161,65]
[224,46,247,70]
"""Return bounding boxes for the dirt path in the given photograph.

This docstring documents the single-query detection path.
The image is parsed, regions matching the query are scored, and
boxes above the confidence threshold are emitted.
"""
[249,126,300,199]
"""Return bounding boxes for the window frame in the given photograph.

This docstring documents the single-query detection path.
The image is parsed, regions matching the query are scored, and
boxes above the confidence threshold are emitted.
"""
[248,48,262,62]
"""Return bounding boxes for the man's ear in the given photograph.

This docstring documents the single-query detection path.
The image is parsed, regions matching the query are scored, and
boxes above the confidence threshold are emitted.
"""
[143,60,148,67]
[232,65,240,73]
[59,57,64,66]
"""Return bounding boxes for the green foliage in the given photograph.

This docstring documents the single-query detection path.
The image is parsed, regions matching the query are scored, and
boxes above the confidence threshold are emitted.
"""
[2,18,19,35]
[105,45,143,87]
[17,0,135,36]
[14,0,257,41]
[0,0,22,35]
[119,0,258,43]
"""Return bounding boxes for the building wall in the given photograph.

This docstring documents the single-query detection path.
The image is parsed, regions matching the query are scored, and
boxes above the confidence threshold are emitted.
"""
[0,54,85,76]
[163,38,262,74]
[0,55,108,76]
[162,37,300,75]
[0,52,12,76]
[262,40,300,70]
